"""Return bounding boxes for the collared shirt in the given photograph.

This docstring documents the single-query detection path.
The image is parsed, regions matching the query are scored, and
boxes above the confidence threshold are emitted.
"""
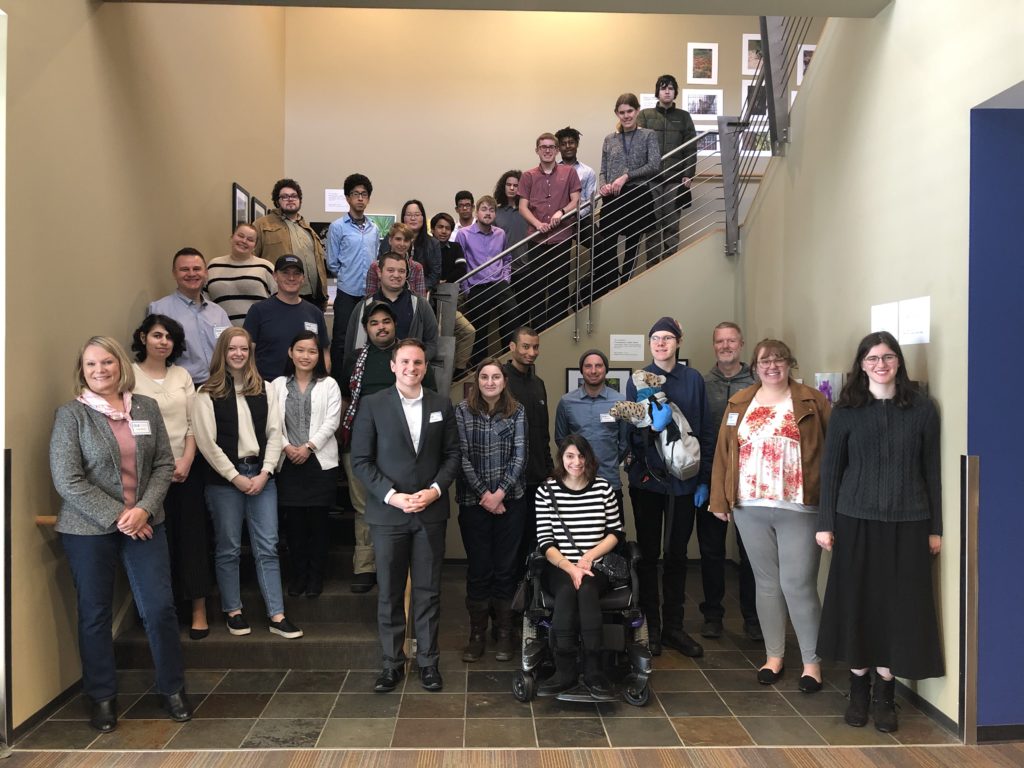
[399,387,425,452]
[284,217,320,297]
[454,402,527,505]
[454,223,509,291]
[555,385,628,489]
[327,214,380,296]
[283,376,314,445]
[147,291,231,384]
[518,164,581,244]
[560,159,597,217]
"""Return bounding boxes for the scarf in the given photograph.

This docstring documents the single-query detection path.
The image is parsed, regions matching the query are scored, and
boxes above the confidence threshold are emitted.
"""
[78,389,132,420]
[340,343,371,447]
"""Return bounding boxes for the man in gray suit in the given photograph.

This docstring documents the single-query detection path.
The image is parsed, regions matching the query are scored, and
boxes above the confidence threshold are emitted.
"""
[351,338,460,692]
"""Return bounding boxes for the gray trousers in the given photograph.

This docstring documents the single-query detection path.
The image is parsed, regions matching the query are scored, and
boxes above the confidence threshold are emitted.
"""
[733,504,822,664]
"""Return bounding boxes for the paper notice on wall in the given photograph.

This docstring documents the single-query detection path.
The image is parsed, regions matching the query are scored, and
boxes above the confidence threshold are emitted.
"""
[898,296,930,345]
[325,189,349,213]
[610,334,645,361]
[639,93,658,110]
[870,301,899,335]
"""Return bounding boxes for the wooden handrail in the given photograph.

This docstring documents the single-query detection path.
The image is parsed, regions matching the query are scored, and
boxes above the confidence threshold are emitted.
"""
[35,516,57,526]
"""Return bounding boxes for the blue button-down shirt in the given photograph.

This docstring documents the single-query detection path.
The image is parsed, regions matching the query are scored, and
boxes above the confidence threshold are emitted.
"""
[147,291,231,384]
[327,215,381,296]
[555,385,628,489]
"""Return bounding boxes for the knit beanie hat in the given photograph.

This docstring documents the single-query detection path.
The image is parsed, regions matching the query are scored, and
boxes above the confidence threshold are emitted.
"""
[648,317,682,338]
[578,349,609,372]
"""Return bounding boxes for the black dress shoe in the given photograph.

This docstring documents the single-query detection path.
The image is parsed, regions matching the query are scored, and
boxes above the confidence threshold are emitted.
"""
[162,691,193,722]
[351,572,377,594]
[798,674,823,693]
[700,620,723,639]
[419,665,444,691]
[663,629,704,658]
[582,672,617,702]
[757,665,785,685]
[743,620,764,642]
[89,698,117,733]
[189,626,210,640]
[373,666,404,693]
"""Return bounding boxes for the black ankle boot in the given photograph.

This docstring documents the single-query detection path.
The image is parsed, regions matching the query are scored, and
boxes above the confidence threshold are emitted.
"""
[872,675,899,733]
[538,651,578,696]
[844,672,870,727]
[582,651,616,701]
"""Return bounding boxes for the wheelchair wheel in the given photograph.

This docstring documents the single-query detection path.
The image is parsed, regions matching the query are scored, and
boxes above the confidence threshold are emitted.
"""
[512,670,536,702]
[622,681,651,707]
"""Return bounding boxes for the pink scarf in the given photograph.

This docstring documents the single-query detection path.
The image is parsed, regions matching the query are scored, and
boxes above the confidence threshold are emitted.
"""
[77,389,133,420]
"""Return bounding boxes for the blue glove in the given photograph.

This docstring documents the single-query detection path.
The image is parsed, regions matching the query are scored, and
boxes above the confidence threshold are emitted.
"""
[650,400,672,432]
[694,483,709,508]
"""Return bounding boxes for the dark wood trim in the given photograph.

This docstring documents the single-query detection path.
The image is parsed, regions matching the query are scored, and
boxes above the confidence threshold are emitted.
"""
[977,724,1024,743]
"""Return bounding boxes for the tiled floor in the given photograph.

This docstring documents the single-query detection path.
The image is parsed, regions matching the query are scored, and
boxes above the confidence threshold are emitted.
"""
[16,642,959,750]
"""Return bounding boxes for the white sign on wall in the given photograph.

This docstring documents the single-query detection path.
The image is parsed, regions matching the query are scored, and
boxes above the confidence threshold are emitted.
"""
[325,189,349,213]
[610,334,645,361]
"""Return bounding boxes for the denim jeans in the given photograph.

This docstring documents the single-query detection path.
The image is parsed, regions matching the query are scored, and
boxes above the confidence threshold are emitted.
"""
[62,524,185,701]
[205,464,284,618]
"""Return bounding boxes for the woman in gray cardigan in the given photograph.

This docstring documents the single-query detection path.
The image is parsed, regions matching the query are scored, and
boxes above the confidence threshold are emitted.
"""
[49,336,191,733]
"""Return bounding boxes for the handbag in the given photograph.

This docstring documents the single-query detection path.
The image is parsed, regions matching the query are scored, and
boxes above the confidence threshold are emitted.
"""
[548,484,630,588]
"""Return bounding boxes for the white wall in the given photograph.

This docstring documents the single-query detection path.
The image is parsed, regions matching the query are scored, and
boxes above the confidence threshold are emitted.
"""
[740,1,1024,720]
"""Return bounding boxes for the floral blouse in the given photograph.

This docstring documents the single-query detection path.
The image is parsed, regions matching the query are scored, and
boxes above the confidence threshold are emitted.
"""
[736,395,805,504]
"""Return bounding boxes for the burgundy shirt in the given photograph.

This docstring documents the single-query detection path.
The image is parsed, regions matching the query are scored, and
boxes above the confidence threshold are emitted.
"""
[518,164,581,244]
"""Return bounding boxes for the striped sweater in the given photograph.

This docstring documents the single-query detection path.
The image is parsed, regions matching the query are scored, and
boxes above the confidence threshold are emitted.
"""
[535,478,624,560]
[206,255,277,326]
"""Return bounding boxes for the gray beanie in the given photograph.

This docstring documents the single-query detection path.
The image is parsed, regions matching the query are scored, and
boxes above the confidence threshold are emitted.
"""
[578,348,609,372]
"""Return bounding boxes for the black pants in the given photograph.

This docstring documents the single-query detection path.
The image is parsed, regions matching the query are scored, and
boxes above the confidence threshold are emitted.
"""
[284,505,330,584]
[514,240,572,332]
[464,280,517,366]
[515,483,541,580]
[163,459,212,602]
[458,497,525,602]
[331,291,363,385]
[542,563,610,650]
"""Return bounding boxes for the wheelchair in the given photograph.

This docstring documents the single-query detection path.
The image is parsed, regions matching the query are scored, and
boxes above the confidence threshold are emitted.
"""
[511,541,653,706]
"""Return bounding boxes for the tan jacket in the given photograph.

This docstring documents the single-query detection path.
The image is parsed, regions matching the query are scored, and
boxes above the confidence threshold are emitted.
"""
[709,381,830,513]
[253,209,328,303]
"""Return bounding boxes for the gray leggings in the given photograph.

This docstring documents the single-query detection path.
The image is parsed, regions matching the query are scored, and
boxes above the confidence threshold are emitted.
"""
[733,505,821,664]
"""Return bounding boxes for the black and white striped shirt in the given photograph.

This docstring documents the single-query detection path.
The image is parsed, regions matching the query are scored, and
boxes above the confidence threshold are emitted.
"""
[535,478,623,560]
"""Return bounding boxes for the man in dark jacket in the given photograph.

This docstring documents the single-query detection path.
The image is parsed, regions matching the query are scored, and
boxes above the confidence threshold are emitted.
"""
[638,74,697,262]
[503,326,554,571]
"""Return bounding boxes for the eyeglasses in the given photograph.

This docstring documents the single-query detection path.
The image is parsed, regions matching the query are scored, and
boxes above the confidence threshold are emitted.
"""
[650,334,677,344]
[537,144,558,152]
[278,193,300,201]
[404,211,423,219]
[349,190,370,199]
[756,356,788,368]
[864,354,898,365]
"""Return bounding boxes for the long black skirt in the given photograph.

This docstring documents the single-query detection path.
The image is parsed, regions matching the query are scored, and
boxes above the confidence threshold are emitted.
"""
[817,515,944,680]
[277,454,338,508]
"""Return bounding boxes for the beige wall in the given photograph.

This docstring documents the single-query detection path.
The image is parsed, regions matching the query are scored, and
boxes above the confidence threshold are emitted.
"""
[740,1,1024,720]
[5,0,285,728]
[281,9,819,222]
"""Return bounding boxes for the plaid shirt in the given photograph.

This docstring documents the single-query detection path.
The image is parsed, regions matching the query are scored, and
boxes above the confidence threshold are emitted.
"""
[454,401,527,505]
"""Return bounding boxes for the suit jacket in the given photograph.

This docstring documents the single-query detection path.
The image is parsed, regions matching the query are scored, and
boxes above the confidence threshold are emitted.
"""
[350,385,459,525]
[49,396,175,535]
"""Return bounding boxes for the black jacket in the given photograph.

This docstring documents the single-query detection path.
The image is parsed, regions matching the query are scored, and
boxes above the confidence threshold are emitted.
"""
[503,362,554,484]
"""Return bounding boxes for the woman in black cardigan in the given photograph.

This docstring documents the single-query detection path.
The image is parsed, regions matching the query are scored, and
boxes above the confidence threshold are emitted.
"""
[816,331,943,734]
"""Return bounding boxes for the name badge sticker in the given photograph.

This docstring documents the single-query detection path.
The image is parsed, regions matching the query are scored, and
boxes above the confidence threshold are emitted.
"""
[304,321,318,333]
[213,326,229,339]
[600,412,615,423]
[429,411,443,423]
[726,413,739,426]
[129,420,152,436]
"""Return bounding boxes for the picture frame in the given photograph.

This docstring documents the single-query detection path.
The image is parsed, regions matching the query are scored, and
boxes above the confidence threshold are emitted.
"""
[682,88,724,120]
[232,183,250,232]
[741,129,772,156]
[742,33,763,76]
[366,213,397,239]
[696,128,720,156]
[686,42,718,85]
[741,79,768,117]
[797,44,816,86]
[565,368,632,397]
[250,196,267,223]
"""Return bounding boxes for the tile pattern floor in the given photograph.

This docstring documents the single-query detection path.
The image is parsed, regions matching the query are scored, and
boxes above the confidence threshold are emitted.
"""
[16,640,959,750]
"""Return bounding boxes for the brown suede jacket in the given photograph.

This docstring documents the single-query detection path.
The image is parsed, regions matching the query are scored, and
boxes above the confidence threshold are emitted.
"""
[709,380,830,513]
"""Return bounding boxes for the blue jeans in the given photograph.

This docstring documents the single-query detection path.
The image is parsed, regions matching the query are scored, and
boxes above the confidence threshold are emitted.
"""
[61,524,185,701]
[205,465,284,618]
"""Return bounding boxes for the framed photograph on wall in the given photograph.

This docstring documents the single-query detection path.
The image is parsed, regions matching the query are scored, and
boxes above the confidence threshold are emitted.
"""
[696,129,720,156]
[250,196,267,223]
[742,33,763,76]
[566,368,632,397]
[366,213,396,239]
[686,42,718,85]
[741,129,772,157]
[682,88,724,120]
[797,44,816,86]
[741,79,768,117]
[232,183,249,232]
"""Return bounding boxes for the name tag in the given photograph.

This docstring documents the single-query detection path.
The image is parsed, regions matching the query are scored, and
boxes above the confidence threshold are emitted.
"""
[129,420,152,436]
[429,411,443,423]
[213,325,229,339]
[600,412,615,423]
[304,321,318,333]
[727,413,739,426]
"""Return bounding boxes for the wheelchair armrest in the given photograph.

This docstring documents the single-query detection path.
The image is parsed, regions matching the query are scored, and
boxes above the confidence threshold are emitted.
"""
[622,540,643,567]
[528,549,548,578]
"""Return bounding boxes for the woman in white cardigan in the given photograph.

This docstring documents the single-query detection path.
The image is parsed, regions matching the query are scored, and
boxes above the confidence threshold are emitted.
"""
[270,331,341,597]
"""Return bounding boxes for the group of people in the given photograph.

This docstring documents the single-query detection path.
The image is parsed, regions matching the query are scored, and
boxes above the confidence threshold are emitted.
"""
[46,73,940,735]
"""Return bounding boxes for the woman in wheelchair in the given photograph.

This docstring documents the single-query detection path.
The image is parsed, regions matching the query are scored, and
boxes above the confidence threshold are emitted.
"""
[535,434,625,699]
